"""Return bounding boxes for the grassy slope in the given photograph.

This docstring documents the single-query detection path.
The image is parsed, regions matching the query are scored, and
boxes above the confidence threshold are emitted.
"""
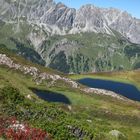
[1,21,140,73]
[1,50,140,139]
[46,32,140,73]
[0,22,46,65]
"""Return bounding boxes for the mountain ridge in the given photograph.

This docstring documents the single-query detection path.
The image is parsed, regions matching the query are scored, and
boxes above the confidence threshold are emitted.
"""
[0,0,140,73]
[1,0,140,44]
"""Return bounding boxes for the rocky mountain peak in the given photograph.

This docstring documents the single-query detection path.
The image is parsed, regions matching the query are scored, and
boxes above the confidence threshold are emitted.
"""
[0,0,140,43]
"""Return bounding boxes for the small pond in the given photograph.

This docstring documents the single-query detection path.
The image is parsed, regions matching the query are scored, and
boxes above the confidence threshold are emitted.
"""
[31,88,71,104]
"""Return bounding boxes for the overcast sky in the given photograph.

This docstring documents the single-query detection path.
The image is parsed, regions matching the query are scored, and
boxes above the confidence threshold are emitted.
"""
[55,0,140,18]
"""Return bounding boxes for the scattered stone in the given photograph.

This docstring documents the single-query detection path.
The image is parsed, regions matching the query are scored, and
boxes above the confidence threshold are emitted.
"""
[0,53,127,101]
[82,87,125,100]
[109,130,126,139]
[68,105,72,111]
[26,94,32,100]
[86,119,92,123]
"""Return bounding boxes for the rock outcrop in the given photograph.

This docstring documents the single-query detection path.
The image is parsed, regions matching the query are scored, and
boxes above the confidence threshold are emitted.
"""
[0,0,140,43]
[0,53,78,88]
[0,53,126,101]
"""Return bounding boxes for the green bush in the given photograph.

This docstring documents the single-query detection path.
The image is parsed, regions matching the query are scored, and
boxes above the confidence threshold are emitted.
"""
[0,86,24,104]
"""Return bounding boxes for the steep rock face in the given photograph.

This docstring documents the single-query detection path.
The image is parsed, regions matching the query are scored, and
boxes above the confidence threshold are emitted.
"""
[103,8,140,43]
[27,1,76,29]
[72,5,140,43]
[71,5,108,34]
[0,0,55,22]
[0,0,140,43]
[0,0,76,34]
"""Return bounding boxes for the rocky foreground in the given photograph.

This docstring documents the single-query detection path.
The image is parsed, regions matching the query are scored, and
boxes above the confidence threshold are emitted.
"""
[0,53,126,100]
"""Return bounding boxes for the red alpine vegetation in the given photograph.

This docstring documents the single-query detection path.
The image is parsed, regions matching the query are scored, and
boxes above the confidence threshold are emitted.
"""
[0,117,51,140]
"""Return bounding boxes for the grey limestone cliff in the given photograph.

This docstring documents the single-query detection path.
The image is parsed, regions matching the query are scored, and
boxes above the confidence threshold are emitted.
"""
[0,0,140,43]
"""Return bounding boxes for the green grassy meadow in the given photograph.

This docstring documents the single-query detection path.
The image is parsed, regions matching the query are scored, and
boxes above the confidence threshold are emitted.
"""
[0,48,140,139]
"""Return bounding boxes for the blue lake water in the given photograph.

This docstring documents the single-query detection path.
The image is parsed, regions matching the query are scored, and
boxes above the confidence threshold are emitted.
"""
[78,78,140,102]
[30,88,71,104]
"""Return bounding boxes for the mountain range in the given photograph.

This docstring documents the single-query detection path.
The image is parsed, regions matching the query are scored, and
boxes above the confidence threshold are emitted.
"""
[0,0,140,73]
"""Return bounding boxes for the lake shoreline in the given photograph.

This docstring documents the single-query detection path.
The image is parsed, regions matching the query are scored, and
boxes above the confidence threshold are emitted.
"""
[78,78,140,102]
[69,70,140,91]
